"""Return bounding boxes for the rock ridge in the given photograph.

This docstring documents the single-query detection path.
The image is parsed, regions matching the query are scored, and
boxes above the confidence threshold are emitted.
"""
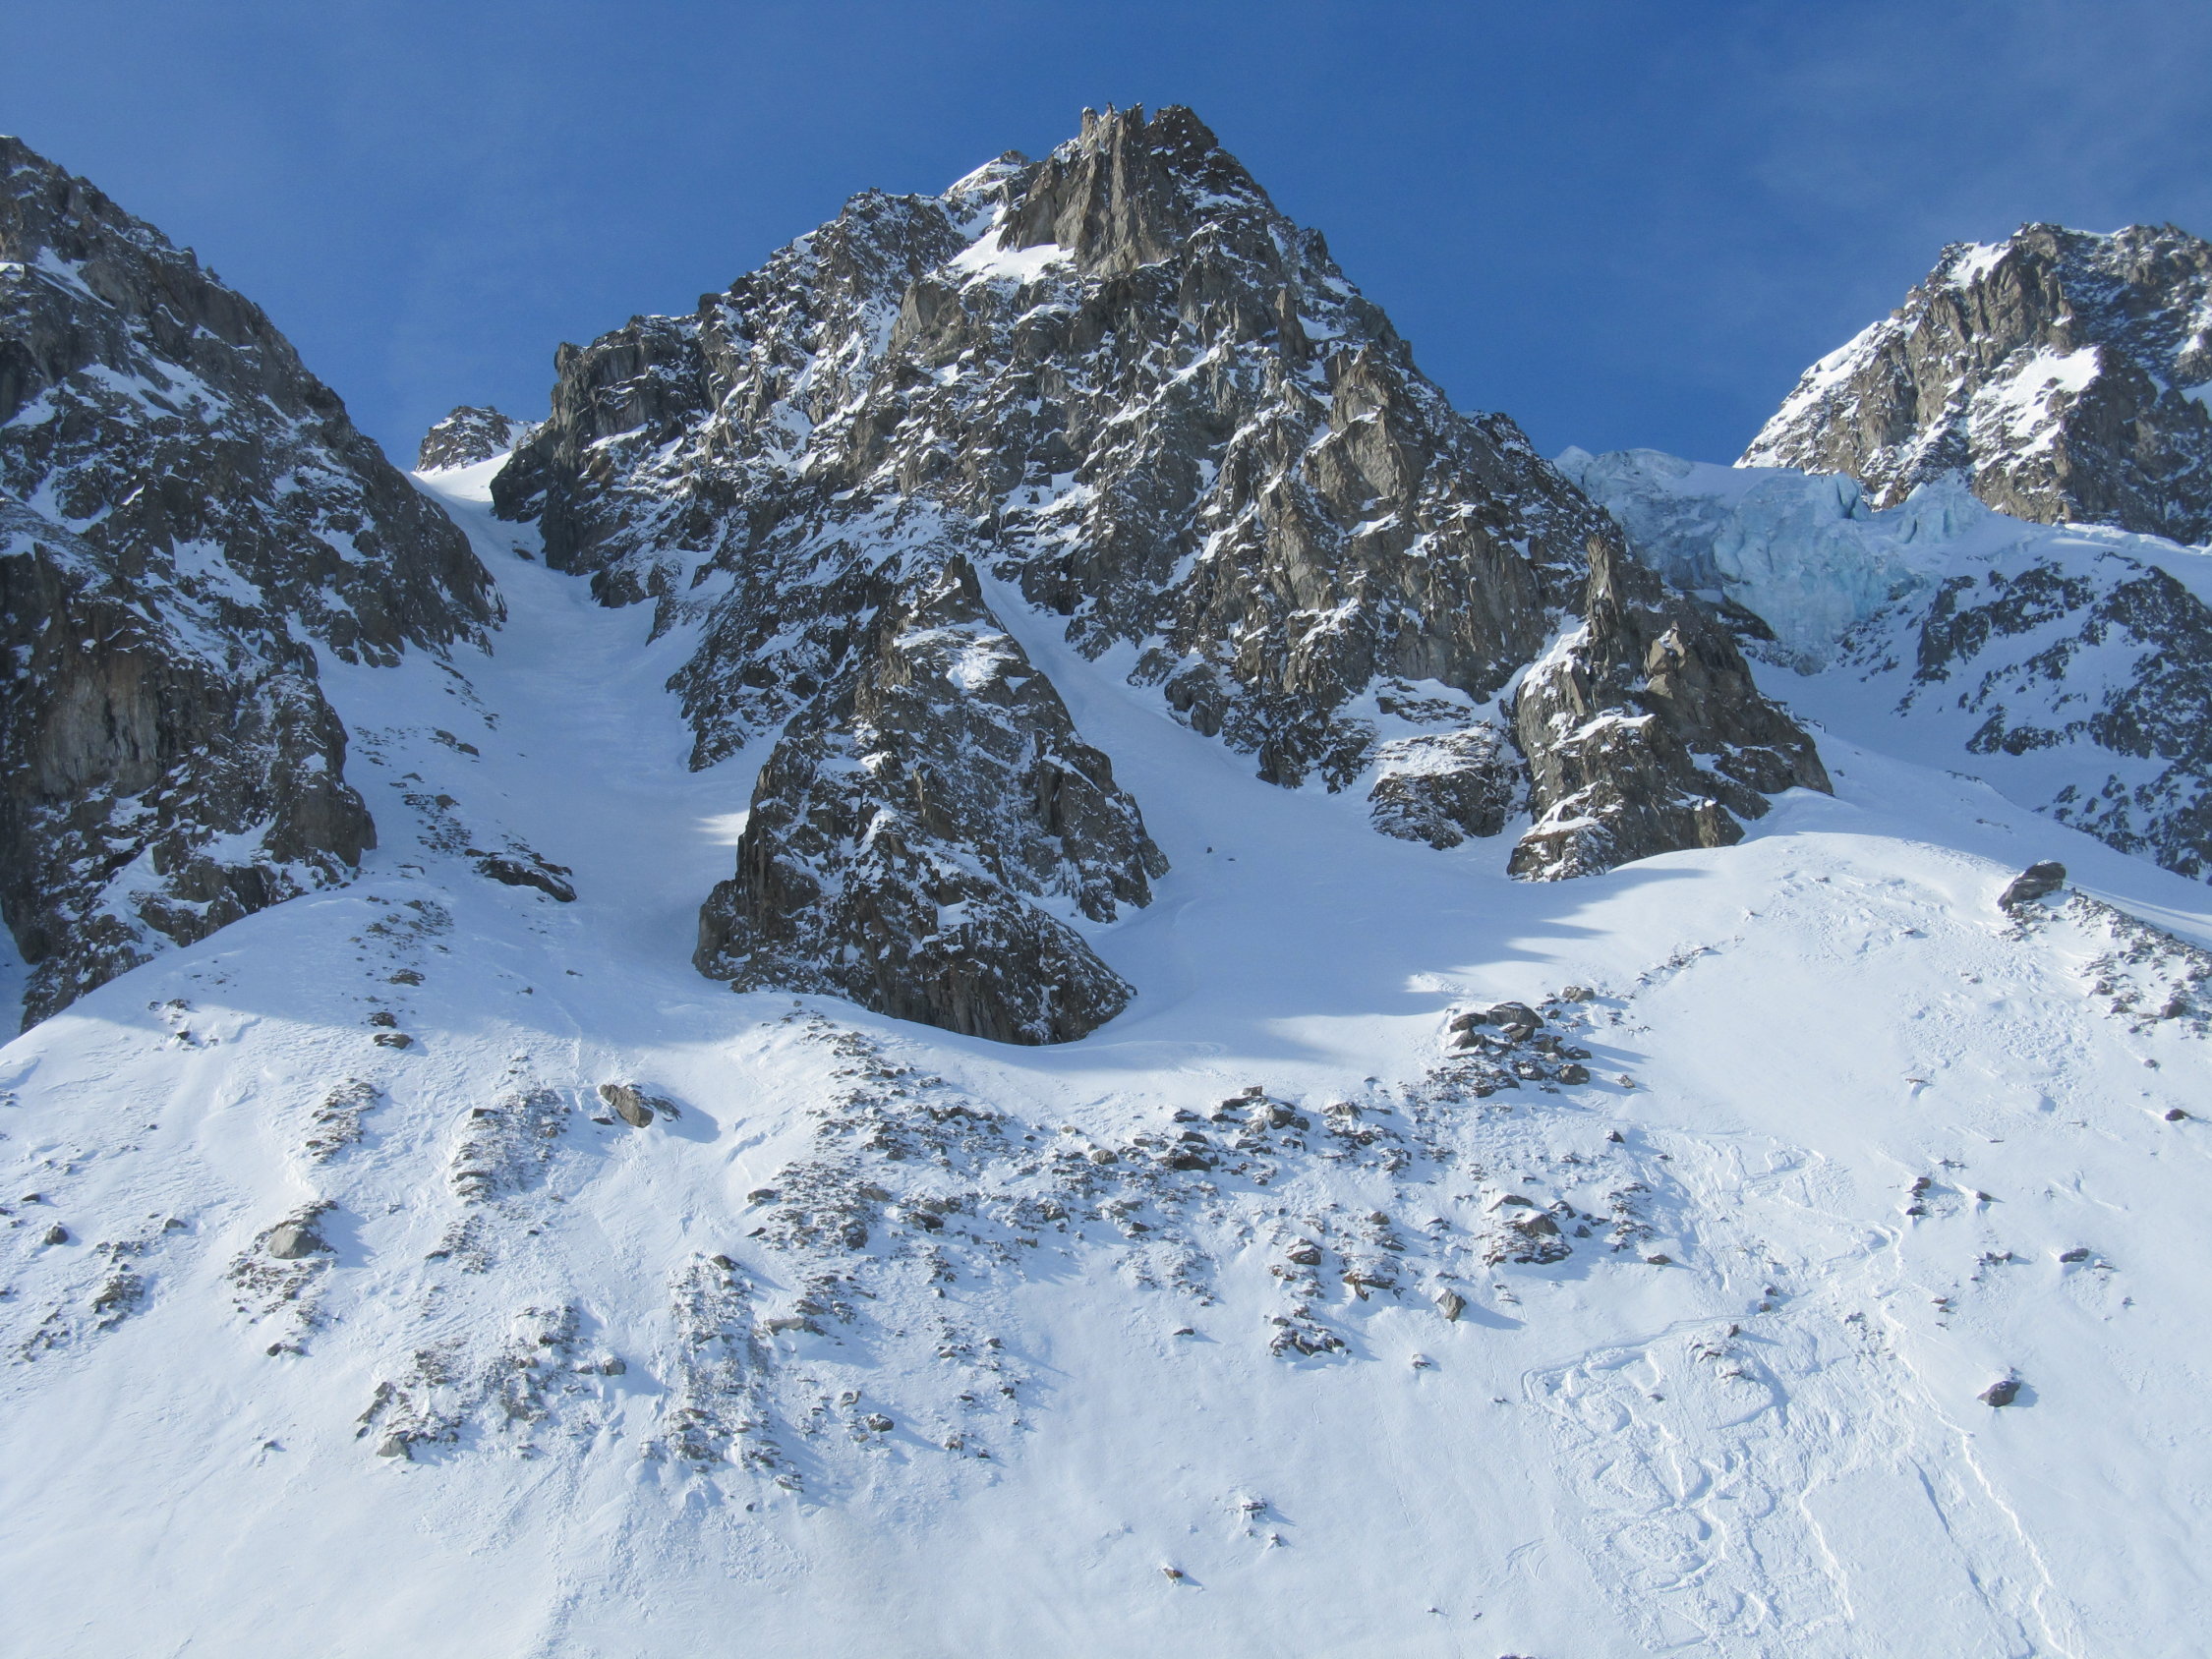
[1745,222,2212,544]
[0,136,496,1021]
[417,406,537,472]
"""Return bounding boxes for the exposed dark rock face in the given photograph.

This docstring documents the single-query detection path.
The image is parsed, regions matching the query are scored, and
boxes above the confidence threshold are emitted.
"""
[1510,538,1832,879]
[1745,224,2212,543]
[0,137,495,1022]
[697,558,1164,1044]
[499,105,1824,1037]
[417,406,536,472]
[1909,545,2212,878]
[1368,724,1523,849]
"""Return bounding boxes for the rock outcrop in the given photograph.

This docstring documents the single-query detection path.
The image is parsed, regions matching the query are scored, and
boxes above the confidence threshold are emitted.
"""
[0,136,495,1021]
[1744,224,2212,544]
[417,406,536,472]
[497,105,1824,1037]
[1510,537,1832,879]
[1367,723,1524,849]
[696,557,1164,1044]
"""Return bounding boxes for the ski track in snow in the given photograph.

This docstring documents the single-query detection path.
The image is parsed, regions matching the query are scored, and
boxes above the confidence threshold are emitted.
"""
[0,460,2205,1656]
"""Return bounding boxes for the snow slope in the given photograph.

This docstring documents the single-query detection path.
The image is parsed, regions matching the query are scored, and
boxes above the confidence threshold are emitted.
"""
[2,462,2208,1657]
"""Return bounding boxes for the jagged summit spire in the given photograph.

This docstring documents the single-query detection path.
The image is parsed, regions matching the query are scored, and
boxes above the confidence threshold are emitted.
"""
[1000,103,1272,276]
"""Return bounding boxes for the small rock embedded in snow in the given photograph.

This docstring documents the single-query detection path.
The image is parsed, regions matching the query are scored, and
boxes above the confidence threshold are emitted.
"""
[40,1224,67,1246]
[1434,1288,1466,1321]
[2165,1108,2189,1121]
[1999,862,2067,909]
[1981,1375,2022,1407]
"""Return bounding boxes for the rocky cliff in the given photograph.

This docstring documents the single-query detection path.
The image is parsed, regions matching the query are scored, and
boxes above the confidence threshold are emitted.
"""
[694,555,1165,1043]
[1744,223,2212,544]
[1511,535,1831,879]
[0,137,495,1022]
[498,105,1825,1040]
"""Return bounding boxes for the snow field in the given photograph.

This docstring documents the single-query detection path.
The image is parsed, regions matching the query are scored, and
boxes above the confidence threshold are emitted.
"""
[0,462,2206,1655]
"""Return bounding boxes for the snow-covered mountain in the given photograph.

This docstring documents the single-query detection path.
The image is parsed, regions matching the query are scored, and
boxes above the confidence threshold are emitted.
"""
[1743,223,2212,543]
[495,105,1824,1040]
[0,138,495,1023]
[5,109,2212,1659]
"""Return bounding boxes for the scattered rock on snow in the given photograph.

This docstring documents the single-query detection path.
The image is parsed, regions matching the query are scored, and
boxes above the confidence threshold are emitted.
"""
[477,851,577,902]
[1981,1375,2022,1407]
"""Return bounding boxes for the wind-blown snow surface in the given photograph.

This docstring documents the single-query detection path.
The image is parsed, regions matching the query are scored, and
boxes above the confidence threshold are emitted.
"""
[3,462,2210,1657]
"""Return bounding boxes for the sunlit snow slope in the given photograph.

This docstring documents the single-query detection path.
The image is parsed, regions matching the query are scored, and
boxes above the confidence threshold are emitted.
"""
[1,461,2207,1659]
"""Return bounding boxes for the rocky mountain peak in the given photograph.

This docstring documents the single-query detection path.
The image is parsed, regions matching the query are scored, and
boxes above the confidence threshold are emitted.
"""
[3,134,191,308]
[417,405,537,472]
[997,103,1272,279]
[1744,220,2212,543]
[494,107,1826,1043]
[0,137,495,1022]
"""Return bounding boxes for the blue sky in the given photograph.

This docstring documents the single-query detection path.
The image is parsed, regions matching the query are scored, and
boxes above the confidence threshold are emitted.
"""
[10,1,2211,465]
